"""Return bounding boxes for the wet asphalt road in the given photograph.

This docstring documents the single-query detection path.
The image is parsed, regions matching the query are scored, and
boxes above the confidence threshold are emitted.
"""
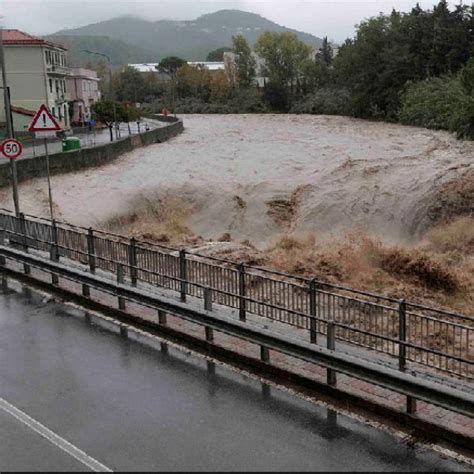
[0,280,469,472]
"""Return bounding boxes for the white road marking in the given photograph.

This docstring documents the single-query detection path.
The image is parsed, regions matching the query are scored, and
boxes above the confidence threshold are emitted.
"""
[0,397,113,472]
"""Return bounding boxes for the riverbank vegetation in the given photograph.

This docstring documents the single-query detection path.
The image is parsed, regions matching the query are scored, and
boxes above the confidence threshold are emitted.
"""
[103,1,473,140]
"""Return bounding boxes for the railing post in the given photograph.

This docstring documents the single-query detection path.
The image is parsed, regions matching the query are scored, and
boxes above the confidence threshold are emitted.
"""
[0,218,5,264]
[120,325,128,338]
[19,213,30,274]
[205,326,214,343]
[179,249,187,302]
[260,346,270,363]
[0,221,5,247]
[50,220,59,285]
[309,278,317,344]
[406,396,417,414]
[50,219,59,263]
[326,321,337,386]
[129,237,138,287]
[117,263,126,310]
[238,264,246,322]
[19,212,28,252]
[204,287,213,311]
[399,299,407,371]
[87,228,96,274]
[158,310,167,326]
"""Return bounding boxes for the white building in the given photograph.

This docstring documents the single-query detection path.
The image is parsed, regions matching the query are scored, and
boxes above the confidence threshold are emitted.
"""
[67,68,101,125]
[129,61,225,79]
[0,29,72,132]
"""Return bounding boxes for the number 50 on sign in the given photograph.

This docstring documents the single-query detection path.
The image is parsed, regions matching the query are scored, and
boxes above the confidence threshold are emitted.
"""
[1,138,23,160]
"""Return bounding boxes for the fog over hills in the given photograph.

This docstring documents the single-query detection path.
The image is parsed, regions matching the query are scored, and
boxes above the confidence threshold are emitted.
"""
[49,10,324,64]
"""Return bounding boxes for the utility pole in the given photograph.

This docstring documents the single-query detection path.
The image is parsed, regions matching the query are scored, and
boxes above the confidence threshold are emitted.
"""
[0,28,20,216]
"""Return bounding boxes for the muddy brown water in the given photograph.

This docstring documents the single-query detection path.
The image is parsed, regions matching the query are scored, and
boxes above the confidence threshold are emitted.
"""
[1,114,472,247]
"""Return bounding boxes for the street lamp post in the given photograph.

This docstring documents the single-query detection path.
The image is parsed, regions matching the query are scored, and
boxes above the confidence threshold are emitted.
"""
[80,49,118,141]
[0,28,20,216]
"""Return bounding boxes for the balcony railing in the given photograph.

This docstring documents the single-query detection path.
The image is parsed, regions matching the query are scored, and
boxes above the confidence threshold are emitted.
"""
[47,64,72,76]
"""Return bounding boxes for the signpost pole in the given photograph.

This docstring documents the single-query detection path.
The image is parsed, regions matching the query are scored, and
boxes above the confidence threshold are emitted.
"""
[44,138,54,221]
[27,103,62,222]
[11,159,20,215]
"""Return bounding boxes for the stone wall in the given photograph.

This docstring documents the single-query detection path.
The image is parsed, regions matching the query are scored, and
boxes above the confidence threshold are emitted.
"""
[0,117,184,188]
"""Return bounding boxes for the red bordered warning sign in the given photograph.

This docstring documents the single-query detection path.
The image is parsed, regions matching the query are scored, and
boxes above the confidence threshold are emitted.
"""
[28,104,62,132]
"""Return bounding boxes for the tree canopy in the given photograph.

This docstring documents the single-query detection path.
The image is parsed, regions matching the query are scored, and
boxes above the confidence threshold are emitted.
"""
[206,47,233,62]
[157,56,187,79]
[232,35,257,88]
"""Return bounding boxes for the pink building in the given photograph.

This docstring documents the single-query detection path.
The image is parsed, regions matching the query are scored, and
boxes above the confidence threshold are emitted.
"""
[67,68,101,126]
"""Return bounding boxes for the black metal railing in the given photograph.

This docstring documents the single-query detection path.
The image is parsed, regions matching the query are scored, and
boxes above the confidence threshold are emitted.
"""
[0,210,472,380]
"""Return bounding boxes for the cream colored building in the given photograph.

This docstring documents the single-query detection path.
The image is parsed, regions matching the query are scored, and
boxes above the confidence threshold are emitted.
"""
[0,29,71,133]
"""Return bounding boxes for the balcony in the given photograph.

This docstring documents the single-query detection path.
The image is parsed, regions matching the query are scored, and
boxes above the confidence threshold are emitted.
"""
[46,64,72,76]
[54,92,70,104]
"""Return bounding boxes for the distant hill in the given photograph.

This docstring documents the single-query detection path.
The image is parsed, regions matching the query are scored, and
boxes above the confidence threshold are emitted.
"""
[45,35,156,68]
[50,10,324,65]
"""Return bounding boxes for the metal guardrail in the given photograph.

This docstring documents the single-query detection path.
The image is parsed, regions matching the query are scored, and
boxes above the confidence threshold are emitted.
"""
[0,210,472,380]
[1,243,473,423]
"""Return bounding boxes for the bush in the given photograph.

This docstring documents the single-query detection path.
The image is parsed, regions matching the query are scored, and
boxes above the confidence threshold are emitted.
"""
[229,88,266,113]
[399,74,474,139]
[290,88,354,115]
[148,89,266,114]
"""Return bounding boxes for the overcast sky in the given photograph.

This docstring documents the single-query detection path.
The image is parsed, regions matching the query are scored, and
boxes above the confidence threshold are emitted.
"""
[1,0,461,42]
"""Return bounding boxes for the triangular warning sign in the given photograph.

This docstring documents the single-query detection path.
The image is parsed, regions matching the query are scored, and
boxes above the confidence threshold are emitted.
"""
[28,104,62,132]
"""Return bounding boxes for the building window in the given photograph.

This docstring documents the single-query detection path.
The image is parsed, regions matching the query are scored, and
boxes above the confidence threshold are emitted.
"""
[52,107,56,117]
[49,79,53,93]
[64,105,68,125]
[63,80,67,93]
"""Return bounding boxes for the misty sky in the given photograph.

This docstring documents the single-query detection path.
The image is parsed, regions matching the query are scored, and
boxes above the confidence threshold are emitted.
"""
[2,0,461,42]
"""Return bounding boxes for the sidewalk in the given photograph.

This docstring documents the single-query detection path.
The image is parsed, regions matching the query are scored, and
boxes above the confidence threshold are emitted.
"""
[18,120,164,160]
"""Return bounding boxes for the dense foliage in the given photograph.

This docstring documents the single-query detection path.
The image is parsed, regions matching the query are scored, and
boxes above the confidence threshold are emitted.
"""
[333,1,473,122]
[91,100,142,123]
[400,59,474,138]
[206,47,233,61]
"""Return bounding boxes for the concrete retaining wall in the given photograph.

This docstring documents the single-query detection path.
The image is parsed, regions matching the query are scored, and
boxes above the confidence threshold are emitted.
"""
[0,117,184,188]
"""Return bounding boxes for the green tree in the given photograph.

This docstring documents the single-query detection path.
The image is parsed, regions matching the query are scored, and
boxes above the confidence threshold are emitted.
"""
[316,37,333,66]
[461,58,474,95]
[206,47,233,62]
[91,100,126,123]
[157,56,187,80]
[123,102,143,122]
[255,31,313,109]
[114,66,149,103]
[176,64,211,101]
[300,59,329,95]
[232,35,256,88]
[332,1,473,119]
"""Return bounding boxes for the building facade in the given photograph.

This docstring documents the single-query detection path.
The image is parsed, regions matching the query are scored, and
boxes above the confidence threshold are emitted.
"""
[0,29,71,133]
[67,68,101,126]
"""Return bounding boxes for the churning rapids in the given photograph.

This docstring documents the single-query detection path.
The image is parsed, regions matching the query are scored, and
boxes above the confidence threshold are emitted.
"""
[2,114,473,247]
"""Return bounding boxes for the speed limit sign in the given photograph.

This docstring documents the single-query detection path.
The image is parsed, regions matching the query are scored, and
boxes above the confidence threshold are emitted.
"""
[1,138,23,160]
